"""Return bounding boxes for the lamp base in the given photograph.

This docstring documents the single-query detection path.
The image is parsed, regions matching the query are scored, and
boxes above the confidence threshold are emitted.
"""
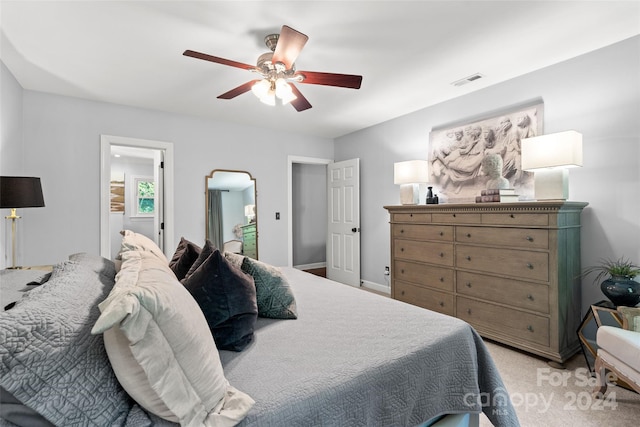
[534,169,569,200]
[399,183,419,205]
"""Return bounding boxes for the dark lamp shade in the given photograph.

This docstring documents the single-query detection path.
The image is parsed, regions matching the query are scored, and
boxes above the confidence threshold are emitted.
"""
[0,176,45,208]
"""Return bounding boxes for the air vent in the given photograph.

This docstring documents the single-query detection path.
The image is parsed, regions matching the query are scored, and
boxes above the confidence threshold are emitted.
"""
[451,73,484,87]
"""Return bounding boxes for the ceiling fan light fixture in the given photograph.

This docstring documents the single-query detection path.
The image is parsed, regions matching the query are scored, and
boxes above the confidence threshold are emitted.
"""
[251,79,271,98]
[275,78,297,104]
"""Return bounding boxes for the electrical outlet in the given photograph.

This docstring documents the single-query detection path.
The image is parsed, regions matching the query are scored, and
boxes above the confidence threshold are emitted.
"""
[384,266,390,276]
[275,212,280,220]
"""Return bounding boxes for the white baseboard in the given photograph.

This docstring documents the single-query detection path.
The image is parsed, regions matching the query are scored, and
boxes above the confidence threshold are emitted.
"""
[361,279,391,295]
[294,262,326,271]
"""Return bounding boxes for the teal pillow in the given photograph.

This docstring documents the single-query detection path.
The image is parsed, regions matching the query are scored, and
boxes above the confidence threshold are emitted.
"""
[240,257,298,319]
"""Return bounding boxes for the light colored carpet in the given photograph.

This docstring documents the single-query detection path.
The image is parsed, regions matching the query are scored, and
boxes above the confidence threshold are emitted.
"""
[479,340,640,426]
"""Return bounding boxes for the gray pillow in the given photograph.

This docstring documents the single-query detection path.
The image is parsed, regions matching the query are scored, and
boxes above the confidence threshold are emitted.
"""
[0,259,132,426]
[241,257,298,319]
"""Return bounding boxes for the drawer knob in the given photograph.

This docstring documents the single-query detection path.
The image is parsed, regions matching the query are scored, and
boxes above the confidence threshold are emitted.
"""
[439,277,445,282]
[401,248,405,252]
[466,233,471,238]
[510,214,515,218]
[439,301,444,307]
[466,256,472,261]
[401,269,405,274]
[410,214,413,217]
[526,263,534,269]
[453,214,457,218]
[527,325,534,332]
[401,290,405,295]
[440,252,445,257]
[526,294,534,300]
[466,282,472,288]
[400,229,405,233]
[467,309,472,315]
[526,236,533,242]
[439,231,444,236]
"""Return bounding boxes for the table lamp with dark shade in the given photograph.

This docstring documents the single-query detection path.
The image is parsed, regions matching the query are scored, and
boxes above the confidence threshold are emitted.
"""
[0,176,45,269]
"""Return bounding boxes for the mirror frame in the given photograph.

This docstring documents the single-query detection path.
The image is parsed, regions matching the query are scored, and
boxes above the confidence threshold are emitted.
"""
[205,169,258,259]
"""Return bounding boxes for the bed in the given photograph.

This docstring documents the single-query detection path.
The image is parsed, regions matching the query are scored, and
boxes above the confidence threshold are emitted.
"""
[0,234,519,427]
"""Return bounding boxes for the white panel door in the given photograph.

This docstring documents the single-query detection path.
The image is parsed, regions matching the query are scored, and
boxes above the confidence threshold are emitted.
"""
[326,158,360,287]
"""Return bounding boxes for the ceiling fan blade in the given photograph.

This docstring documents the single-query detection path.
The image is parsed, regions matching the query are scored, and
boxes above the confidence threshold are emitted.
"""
[296,71,362,89]
[183,50,254,70]
[217,80,261,100]
[289,84,312,112]
[272,25,309,69]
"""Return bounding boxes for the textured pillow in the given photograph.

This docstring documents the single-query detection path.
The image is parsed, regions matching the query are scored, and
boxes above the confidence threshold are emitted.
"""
[0,259,132,426]
[119,229,167,262]
[224,251,245,270]
[241,257,298,319]
[169,237,202,280]
[183,242,258,351]
[92,250,254,426]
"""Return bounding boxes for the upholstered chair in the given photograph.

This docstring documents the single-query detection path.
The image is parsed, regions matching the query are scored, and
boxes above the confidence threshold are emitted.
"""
[594,306,640,396]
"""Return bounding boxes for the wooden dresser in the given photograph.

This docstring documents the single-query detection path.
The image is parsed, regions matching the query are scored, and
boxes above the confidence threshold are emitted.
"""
[385,201,588,364]
[241,223,258,259]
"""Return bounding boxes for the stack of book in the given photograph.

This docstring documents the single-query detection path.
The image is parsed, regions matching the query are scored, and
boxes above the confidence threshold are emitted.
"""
[475,188,520,203]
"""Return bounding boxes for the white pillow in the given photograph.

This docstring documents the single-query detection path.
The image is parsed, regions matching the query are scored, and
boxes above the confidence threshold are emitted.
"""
[118,229,168,262]
[92,250,254,427]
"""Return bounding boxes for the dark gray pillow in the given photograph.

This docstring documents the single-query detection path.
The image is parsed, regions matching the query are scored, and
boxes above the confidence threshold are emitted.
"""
[241,257,298,319]
[0,387,54,427]
[0,260,132,426]
[168,237,202,280]
[182,242,258,351]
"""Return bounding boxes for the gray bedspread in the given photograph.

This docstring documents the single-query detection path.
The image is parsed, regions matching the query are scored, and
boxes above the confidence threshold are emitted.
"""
[1,261,518,427]
[215,268,519,427]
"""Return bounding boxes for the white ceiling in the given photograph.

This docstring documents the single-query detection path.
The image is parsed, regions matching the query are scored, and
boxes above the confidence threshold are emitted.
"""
[2,1,639,139]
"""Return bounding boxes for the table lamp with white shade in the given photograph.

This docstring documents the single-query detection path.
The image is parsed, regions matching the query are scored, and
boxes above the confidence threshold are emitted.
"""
[394,160,429,205]
[521,130,583,200]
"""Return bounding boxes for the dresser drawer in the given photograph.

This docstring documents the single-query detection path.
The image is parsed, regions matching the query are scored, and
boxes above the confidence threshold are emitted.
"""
[456,271,549,313]
[393,224,453,241]
[395,281,454,316]
[456,226,549,249]
[482,213,548,226]
[456,245,549,282]
[392,213,432,223]
[432,213,481,224]
[394,239,454,266]
[457,297,549,346]
[394,260,454,292]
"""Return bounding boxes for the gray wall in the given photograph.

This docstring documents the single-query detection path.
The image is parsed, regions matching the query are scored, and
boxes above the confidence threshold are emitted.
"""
[0,61,25,267]
[335,35,640,311]
[292,163,327,266]
[1,84,333,268]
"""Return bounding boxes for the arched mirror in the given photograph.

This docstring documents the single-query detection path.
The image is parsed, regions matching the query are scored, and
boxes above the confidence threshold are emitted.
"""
[206,170,258,259]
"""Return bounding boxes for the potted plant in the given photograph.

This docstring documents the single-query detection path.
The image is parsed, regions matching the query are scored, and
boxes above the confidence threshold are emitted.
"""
[582,257,640,307]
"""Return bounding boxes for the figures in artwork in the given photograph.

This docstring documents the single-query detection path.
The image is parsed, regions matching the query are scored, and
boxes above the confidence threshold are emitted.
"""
[429,107,538,198]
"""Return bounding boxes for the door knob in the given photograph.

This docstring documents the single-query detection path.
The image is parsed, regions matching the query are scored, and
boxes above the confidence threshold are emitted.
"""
[351,227,359,233]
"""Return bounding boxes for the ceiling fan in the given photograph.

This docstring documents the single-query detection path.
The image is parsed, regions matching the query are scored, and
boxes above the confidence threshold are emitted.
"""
[183,25,363,112]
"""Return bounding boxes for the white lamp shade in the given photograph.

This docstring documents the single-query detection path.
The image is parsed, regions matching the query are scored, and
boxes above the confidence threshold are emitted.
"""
[394,160,429,184]
[244,204,255,216]
[521,130,583,171]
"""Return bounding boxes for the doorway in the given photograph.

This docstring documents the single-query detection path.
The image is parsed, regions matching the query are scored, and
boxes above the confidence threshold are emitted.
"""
[100,135,174,260]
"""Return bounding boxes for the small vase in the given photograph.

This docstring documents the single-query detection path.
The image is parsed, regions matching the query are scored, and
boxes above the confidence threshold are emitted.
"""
[600,276,640,307]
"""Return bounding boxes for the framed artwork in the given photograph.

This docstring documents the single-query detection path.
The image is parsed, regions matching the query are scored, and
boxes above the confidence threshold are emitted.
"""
[428,102,543,203]
[110,173,125,213]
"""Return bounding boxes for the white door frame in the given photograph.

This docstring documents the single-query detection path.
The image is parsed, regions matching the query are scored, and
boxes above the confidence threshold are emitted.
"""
[100,135,174,259]
[287,155,332,267]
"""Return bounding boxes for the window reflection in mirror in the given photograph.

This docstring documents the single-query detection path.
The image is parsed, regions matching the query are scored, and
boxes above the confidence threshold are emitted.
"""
[205,170,257,259]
